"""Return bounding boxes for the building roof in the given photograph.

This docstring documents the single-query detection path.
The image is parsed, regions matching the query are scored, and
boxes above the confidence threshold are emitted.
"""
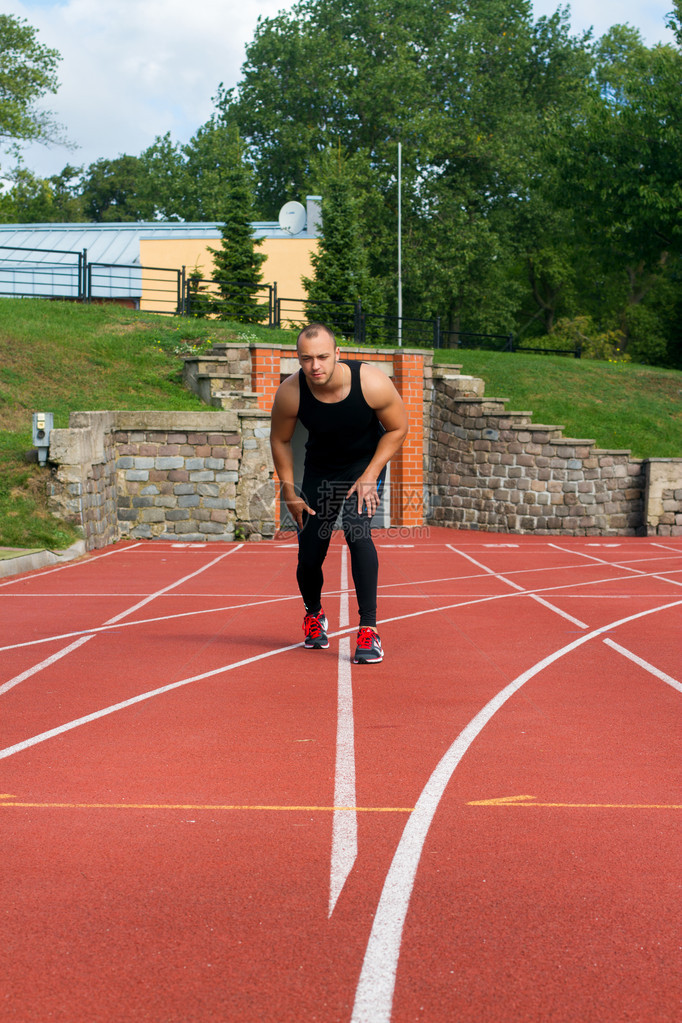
[0,202,321,301]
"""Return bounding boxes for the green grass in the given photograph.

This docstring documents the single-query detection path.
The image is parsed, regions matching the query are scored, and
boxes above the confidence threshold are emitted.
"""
[434,348,682,459]
[0,299,294,549]
[1,300,680,549]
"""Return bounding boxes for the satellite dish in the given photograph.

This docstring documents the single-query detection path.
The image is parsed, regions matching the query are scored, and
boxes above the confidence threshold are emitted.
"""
[278,200,307,235]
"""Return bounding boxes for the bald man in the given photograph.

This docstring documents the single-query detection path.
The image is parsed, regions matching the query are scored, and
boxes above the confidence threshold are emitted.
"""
[270,323,408,663]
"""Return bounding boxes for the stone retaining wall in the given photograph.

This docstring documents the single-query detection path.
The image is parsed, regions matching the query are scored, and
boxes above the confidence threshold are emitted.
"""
[428,375,652,535]
[644,459,682,536]
[48,410,275,549]
[46,351,680,546]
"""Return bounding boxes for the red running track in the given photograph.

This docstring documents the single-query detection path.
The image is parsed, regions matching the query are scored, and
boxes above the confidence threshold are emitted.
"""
[0,529,680,1022]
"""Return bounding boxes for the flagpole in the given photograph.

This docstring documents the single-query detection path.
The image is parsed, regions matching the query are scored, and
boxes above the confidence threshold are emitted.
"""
[398,141,402,347]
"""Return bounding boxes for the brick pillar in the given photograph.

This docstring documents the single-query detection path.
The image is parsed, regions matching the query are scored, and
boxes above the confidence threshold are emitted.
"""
[391,350,425,527]
[250,343,281,413]
[250,343,282,527]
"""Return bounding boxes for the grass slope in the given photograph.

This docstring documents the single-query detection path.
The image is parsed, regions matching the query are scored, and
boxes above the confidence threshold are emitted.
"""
[0,300,290,548]
[434,349,682,459]
[0,300,680,549]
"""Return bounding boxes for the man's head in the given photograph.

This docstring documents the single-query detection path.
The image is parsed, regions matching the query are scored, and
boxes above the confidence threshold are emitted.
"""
[296,323,339,387]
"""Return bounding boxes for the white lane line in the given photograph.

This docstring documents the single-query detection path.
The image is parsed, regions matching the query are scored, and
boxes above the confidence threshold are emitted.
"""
[350,596,682,1023]
[447,546,526,591]
[104,545,243,623]
[448,544,590,628]
[2,565,676,656]
[603,639,682,693]
[0,542,143,589]
[0,638,94,696]
[0,638,304,761]
[0,594,301,653]
[529,596,589,629]
[329,547,358,916]
[1,573,680,764]
[549,543,682,588]
[0,546,244,695]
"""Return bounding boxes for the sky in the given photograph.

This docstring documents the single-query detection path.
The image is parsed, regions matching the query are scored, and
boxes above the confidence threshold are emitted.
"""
[3,0,677,181]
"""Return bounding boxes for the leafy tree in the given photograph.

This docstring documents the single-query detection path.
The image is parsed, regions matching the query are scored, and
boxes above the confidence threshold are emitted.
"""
[208,124,267,322]
[138,133,186,221]
[222,0,596,335]
[546,24,682,360]
[0,161,84,222]
[0,14,66,160]
[79,154,155,221]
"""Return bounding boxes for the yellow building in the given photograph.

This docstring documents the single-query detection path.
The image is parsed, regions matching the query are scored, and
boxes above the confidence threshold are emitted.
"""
[0,196,321,320]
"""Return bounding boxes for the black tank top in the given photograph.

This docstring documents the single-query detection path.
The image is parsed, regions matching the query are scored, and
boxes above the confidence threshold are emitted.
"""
[297,360,383,473]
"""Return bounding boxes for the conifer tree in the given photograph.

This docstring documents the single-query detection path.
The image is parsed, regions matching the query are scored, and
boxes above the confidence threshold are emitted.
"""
[209,124,267,323]
[303,163,383,339]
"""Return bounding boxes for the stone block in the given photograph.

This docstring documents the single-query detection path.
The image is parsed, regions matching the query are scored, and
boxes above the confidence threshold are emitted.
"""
[165,509,190,521]
[139,508,165,523]
[197,483,220,497]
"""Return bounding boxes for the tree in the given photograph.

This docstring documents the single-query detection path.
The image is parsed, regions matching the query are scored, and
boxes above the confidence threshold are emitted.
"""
[208,124,267,322]
[0,160,84,222]
[138,133,186,221]
[222,0,597,335]
[303,155,384,337]
[0,15,66,159]
[79,154,156,221]
[545,24,682,361]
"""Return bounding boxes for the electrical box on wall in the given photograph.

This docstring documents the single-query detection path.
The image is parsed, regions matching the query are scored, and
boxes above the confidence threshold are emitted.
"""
[32,412,53,465]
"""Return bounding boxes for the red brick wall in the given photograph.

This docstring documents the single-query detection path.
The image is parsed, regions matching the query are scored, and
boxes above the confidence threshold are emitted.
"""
[250,344,425,529]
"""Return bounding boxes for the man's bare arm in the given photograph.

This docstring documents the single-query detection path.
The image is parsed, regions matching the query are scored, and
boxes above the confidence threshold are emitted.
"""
[270,379,316,529]
[346,365,409,515]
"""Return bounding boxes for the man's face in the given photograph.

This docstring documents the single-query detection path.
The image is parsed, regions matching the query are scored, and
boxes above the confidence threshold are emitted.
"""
[297,332,339,386]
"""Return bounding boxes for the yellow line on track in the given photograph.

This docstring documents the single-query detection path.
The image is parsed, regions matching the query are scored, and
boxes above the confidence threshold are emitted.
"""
[468,794,681,809]
[0,798,413,813]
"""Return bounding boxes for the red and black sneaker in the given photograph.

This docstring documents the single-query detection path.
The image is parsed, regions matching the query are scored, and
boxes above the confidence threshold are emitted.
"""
[303,609,329,649]
[353,627,384,664]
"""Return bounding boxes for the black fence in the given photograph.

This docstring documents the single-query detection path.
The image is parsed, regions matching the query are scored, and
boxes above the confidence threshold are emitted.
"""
[0,245,581,354]
[182,274,275,324]
[0,244,87,300]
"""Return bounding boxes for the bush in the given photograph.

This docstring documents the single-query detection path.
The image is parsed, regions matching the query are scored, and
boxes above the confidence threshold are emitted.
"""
[623,305,669,365]
[550,316,630,362]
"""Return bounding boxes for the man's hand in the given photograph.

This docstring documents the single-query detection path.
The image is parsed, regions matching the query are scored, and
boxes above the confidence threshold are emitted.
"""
[282,483,315,530]
[347,475,380,517]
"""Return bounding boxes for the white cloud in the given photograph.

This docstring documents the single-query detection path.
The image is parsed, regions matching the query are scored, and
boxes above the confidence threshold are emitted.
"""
[4,0,677,180]
[7,0,298,175]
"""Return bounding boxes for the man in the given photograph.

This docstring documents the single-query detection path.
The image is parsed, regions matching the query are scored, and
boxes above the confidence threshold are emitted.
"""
[270,323,408,664]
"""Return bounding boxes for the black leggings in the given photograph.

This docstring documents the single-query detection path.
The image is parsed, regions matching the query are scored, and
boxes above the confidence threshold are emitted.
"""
[297,466,383,628]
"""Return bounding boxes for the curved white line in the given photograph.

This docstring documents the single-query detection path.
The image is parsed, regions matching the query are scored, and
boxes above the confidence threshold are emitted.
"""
[350,596,682,1023]
[3,562,678,655]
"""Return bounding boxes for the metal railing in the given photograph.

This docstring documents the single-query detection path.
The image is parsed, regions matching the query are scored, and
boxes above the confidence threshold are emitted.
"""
[0,244,87,299]
[182,275,275,324]
[0,243,580,354]
[87,262,182,313]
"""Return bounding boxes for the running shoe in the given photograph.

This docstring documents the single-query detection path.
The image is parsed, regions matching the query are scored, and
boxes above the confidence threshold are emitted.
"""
[353,627,384,664]
[303,609,329,649]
